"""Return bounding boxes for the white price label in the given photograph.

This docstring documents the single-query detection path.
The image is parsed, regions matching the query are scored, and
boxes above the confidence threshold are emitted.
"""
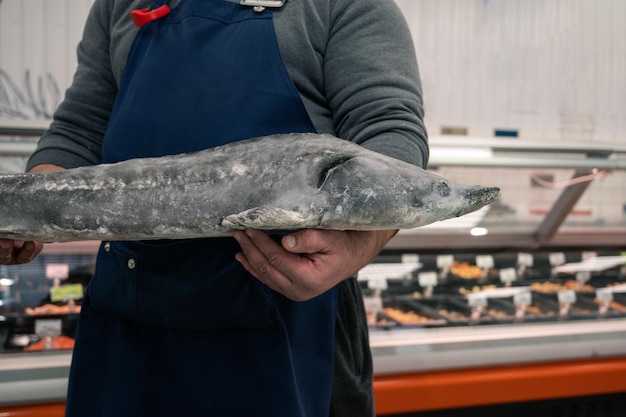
[436,255,454,268]
[499,268,517,284]
[581,251,597,261]
[401,254,420,264]
[557,289,577,304]
[35,319,62,337]
[517,252,534,267]
[367,277,388,290]
[514,291,532,306]
[418,271,438,287]
[575,271,591,284]
[596,288,614,303]
[476,255,494,269]
[549,252,566,267]
[467,293,488,307]
[46,264,69,280]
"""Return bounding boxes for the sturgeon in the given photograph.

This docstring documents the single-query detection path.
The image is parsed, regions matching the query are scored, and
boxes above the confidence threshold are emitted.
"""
[0,133,500,243]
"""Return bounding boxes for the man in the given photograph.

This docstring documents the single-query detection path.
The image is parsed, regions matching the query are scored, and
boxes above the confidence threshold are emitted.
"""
[1,0,428,415]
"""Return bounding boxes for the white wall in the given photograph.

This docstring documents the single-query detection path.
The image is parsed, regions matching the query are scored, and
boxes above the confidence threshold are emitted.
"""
[0,0,93,121]
[2,0,624,141]
[395,0,626,143]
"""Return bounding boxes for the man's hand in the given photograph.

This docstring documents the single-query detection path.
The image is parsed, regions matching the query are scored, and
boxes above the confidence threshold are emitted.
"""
[0,240,44,265]
[233,228,396,301]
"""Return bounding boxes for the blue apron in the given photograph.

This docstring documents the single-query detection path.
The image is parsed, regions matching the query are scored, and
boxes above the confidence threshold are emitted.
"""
[65,1,339,415]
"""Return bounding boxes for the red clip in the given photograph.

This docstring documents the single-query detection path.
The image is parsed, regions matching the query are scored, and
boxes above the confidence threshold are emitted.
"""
[130,5,171,27]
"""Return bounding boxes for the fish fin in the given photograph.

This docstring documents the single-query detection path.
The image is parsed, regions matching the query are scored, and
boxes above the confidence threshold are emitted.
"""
[221,207,309,229]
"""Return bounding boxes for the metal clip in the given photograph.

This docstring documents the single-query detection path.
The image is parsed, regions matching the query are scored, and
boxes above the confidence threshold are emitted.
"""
[240,0,286,10]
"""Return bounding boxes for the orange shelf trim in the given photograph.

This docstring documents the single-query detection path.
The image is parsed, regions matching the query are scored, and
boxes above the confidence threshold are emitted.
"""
[373,357,626,415]
[0,402,65,417]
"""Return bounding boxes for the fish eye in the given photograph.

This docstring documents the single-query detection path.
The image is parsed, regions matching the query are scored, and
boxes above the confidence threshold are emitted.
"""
[437,181,450,197]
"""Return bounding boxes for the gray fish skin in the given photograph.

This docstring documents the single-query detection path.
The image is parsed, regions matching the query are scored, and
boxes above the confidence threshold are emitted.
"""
[0,133,500,243]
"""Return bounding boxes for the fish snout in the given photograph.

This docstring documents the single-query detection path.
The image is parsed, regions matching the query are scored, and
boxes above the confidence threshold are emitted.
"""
[465,186,501,207]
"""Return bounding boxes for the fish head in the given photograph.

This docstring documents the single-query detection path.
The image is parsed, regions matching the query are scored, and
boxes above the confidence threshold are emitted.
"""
[317,153,501,230]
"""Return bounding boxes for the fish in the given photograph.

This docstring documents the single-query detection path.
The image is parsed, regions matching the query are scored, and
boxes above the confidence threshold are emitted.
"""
[0,133,500,243]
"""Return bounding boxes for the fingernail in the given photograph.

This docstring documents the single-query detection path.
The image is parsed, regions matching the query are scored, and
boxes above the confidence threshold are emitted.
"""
[0,240,9,249]
[245,229,254,238]
[232,232,241,242]
[284,235,296,249]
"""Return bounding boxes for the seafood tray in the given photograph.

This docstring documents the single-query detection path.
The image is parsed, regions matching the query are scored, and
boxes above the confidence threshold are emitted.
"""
[530,291,623,320]
[366,297,447,329]
[2,308,79,352]
[607,293,626,314]
[589,291,626,317]
[408,296,496,326]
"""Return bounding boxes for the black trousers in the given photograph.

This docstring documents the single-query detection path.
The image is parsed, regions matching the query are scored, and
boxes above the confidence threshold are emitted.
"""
[331,278,375,417]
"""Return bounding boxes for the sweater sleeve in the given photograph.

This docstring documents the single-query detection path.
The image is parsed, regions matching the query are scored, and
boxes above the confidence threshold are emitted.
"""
[325,0,429,168]
[26,0,116,170]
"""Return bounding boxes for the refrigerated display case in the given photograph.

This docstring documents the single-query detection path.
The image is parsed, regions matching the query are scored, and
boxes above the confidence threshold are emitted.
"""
[361,250,626,415]
[363,135,626,414]
[2,249,626,416]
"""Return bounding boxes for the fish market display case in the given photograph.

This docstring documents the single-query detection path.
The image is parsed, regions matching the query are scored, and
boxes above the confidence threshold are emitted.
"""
[361,137,626,415]
[360,250,626,415]
[1,247,625,417]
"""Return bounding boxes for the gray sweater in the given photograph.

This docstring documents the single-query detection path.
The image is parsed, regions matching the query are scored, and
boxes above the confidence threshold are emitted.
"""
[27,0,428,170]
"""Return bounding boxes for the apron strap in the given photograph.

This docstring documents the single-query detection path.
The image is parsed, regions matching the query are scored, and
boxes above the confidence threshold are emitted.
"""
[151,0,169,8]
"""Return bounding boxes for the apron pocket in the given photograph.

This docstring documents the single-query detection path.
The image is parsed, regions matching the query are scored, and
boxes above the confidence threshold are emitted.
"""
[88,241,141,323]
[91,239,278,330]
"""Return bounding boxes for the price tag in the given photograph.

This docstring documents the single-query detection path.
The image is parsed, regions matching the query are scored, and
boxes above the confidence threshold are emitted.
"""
[35,319,62,337]
[581,251,597,261]
[575,271,591,285]
[46,264,69,280]
[476,255,494,269]
[557,289,576,304]
[467,293,488,307]
[50,284,84,302]
[549,252,566,267]
[367,277,388,290]
[514,291,532,306]
[517,253,534,267]
[499,268,517,285]
[401,254,419,264]
[418,271,438,287]
[436,255,453,269]
[596,288,613,303]
[362,295,383,313]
